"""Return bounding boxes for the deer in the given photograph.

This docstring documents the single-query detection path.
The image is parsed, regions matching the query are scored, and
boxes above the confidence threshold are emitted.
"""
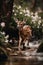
[15,19,32,52]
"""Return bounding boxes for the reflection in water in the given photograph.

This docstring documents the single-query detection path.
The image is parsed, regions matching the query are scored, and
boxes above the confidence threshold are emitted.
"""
[0,55,43,65]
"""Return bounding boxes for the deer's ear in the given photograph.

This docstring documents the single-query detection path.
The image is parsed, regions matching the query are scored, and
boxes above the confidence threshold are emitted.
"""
[23,21,26,24]
[15,19,19,23]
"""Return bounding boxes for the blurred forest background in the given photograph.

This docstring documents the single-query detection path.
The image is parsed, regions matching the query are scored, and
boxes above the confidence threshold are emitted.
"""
[0,0,43,40]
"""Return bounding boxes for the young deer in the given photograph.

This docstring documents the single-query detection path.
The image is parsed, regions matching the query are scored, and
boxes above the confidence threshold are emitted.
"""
[16,20,32,51]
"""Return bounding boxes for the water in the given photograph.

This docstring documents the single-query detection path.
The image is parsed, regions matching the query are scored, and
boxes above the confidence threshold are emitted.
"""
[0,54,43,65]
[0,39,43,65]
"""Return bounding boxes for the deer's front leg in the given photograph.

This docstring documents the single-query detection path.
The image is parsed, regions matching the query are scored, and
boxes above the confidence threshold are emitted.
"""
[18,37,22,52]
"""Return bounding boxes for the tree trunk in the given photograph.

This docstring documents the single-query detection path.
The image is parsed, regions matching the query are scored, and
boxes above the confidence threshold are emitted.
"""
[0,0,14,22]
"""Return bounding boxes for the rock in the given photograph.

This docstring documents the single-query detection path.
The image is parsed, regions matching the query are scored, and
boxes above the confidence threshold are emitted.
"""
[37,42,43,52]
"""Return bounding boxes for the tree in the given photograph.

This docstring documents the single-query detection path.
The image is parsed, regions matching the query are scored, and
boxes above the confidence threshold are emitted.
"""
[0,0,14,22]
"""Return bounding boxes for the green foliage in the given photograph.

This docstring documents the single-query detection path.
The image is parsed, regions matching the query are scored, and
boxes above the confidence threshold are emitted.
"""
[0,32,5,43]
[12,3,43,39]
[0,32,9,46]
[10,18,17,28]
[38,12,43,19]
[26,17,32,25]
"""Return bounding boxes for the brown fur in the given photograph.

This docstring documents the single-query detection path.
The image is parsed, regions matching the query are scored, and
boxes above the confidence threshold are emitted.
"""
[16,21,32,51]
